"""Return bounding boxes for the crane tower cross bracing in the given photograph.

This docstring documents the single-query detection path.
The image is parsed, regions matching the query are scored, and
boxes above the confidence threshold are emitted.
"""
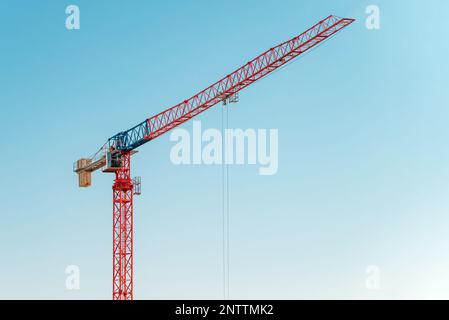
[74,15,355,300]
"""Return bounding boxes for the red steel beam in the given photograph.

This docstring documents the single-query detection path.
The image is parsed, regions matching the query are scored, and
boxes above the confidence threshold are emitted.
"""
[144,15,354,141]
[112,151,134,300]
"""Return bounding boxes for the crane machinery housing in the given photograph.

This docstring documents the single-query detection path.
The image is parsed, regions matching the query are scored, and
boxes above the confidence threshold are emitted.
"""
[74,15,355,300]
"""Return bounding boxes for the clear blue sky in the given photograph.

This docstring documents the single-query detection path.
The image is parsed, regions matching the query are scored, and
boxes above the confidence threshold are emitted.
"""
[1,0,449,299]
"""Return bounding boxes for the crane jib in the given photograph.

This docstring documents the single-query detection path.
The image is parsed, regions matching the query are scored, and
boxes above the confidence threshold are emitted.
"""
[105,15,354,152]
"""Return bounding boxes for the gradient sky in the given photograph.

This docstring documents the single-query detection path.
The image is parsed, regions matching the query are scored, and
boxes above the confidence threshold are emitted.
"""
[1,0,449,299]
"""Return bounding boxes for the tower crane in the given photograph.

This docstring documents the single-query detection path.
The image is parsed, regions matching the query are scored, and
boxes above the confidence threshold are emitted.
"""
[74,15,355,300]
